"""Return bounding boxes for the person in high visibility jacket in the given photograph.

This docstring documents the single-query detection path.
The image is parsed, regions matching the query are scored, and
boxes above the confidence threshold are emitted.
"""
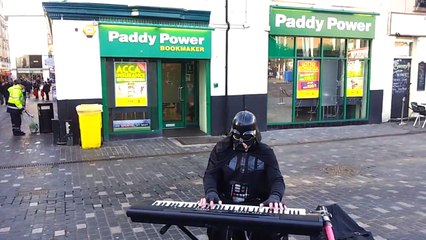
[6,80,25,136]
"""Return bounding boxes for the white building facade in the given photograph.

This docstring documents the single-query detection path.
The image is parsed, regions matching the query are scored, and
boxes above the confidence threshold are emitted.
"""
[4,0,50,81]
[41,0,425,144]
[0,0,11,79]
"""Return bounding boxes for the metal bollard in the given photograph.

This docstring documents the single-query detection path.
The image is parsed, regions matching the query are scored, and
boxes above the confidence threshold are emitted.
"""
[399,96,406,125]
[278,87,285,105]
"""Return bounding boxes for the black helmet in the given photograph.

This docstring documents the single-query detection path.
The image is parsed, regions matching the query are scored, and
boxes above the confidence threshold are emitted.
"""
[230,110,261,151]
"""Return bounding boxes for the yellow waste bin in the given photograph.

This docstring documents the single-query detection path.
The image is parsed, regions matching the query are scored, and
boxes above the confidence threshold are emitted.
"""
[76,104,103,149]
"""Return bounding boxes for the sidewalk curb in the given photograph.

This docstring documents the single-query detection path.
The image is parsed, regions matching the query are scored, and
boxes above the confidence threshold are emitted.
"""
[0,130,422,170]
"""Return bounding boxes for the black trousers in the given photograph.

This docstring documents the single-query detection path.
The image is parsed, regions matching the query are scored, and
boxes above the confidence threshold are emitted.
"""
[10,111,22,133]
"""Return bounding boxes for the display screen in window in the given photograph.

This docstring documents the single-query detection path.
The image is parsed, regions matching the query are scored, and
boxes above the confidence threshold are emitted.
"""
[113,119,151,131]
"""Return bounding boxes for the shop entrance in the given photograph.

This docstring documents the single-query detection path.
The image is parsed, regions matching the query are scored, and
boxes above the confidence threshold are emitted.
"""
[162,61,198,128]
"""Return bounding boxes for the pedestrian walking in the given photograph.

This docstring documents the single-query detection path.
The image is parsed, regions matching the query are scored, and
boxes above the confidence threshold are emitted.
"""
[2,80,12,105]
[0,78,6,105]
[23,78,32,99]
[42,81,51,101]
[32,79,40,99]
[6,80,25,136]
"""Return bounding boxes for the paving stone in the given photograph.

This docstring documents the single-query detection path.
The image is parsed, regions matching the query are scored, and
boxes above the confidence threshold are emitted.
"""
[1,100,426,239]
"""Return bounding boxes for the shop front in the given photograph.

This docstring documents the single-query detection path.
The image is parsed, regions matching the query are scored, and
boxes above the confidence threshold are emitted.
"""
[267,7,377,127]
[42,2,212,144]
[98,24,212,140]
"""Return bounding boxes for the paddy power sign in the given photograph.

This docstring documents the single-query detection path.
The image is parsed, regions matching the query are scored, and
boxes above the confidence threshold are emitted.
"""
[270,8,376,38]
[99,24,211,59]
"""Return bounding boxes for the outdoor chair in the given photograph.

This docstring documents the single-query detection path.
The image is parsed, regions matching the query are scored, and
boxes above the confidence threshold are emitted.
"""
[411,102,426,127]
[409,102,419,120]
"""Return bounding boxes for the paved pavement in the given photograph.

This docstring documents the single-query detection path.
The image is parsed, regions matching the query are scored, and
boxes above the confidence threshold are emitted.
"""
[1,98,426,239]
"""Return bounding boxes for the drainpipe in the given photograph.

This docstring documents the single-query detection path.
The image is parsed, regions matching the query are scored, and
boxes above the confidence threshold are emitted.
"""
[224,0,230,134]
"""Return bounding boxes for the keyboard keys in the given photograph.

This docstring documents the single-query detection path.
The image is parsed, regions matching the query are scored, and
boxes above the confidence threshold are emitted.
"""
[151,200,307,215]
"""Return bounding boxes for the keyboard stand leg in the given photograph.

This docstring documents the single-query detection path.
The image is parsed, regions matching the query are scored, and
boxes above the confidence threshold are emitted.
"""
[159,224,171,234]
[177,225,199,240]
[159,224,199,240]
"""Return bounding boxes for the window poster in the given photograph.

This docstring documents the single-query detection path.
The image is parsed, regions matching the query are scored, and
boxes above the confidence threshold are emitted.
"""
[346,60,364,97]
[114,62,148,107]
[296,60,320,99]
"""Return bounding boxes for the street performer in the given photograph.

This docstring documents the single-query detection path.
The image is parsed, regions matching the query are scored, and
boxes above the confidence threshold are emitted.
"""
[199,110,286,240]
[7,80,25,136]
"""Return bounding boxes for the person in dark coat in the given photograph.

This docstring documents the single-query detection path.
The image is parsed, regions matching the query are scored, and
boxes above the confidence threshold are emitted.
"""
[199,110,286,240]
[23,79,32,98]
[42,81,51,101]
[1,80,12,104]
[32,79,41,99]
[0,78,5,105]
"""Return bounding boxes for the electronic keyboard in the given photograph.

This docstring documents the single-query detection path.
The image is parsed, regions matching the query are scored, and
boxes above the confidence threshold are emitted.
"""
[127,200,323,235]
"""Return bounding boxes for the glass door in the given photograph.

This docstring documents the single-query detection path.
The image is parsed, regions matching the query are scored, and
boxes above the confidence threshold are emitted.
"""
[162,63,184,128]
[162,61,198,128]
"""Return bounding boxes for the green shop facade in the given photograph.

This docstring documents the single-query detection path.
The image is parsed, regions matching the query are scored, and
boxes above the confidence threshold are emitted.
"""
[99,24,212,140]
[266,7,379,128]
[43,2,213,143]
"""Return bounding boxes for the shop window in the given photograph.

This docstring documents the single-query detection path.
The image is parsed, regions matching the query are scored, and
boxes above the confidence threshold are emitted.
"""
[322,38,346,58]
[295,99,318,122]
[321,60,344,120]
[105,58,159,133]
[348,39,369,59]
[267,58,294,123]
[268,36,295,58]
[296,37,320,57]
[110,108,151,132]
[267,36,371,125]
[346,59,369,119]
[416,0,426,8]
[394,41,412,57]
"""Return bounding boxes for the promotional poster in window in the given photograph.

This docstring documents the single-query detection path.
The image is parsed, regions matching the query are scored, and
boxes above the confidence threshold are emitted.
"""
[296,60,320,99]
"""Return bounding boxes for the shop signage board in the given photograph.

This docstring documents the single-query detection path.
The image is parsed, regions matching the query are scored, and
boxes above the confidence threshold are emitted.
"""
[99,24,211,59]
[270,7,376,38]
[296,60,320,99]
[391,58,411,119]
[114,62,148,107]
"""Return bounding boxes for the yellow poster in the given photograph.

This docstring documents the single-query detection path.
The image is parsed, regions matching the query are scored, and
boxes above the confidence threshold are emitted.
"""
[115,62,148,107]
[297,60,320,99]
[346,61,364,97]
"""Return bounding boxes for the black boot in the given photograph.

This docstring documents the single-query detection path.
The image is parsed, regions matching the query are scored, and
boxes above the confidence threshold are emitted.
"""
[13,131,25,136]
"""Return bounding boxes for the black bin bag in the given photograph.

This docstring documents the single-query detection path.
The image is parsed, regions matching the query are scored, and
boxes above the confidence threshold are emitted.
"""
[312,204,374,240]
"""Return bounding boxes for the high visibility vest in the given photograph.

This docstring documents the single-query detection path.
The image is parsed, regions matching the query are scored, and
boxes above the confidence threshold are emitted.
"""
[8,85,24,109]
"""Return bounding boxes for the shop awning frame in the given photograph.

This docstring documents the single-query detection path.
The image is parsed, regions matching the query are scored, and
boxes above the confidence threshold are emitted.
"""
[42,2,211,23]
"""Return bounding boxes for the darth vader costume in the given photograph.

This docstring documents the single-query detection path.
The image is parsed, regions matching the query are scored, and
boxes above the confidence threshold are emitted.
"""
[203,111,285,240]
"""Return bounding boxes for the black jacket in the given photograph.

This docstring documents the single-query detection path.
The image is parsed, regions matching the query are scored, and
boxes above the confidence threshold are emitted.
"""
[203,136,285,205]
[42,83,51,93]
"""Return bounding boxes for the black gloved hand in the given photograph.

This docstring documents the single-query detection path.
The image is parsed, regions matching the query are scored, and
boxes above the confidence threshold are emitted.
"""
[205,191,220,204]
[262,194,281,206]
